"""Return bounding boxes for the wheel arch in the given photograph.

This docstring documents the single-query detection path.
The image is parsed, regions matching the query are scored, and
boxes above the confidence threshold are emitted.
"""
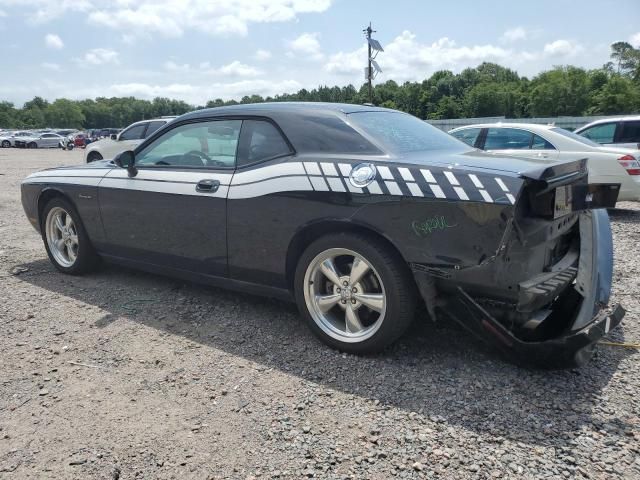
[285,219,413,292]
[37,187,76,229]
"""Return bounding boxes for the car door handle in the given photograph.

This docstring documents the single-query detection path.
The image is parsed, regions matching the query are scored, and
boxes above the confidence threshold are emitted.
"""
[196,179,220,193]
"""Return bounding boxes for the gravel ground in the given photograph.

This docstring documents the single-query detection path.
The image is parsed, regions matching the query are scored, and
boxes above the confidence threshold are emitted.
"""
[0,148,639,479]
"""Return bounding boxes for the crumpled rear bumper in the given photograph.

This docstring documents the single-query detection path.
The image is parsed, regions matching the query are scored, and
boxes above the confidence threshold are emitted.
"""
[445,209,625,368]
[449,288,625,368]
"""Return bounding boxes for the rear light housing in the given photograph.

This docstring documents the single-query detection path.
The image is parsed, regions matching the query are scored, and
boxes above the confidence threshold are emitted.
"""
[618,155,640,175]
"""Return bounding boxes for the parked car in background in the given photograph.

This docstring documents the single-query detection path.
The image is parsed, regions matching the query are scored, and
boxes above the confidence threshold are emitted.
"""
[575,116,640,149]
[21,103,624,367]
[1,130,33,147]
[84,118,174,162]
[14,132,65,149]
[449,123,640,201]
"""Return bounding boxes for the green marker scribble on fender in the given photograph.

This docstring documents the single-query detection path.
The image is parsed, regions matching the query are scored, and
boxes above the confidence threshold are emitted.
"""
[412,216,458,237]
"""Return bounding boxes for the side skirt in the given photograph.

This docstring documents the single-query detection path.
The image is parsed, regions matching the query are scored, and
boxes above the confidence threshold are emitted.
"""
[99,253,294,303]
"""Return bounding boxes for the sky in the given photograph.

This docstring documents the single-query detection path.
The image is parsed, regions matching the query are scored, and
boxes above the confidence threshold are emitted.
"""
[0,0,639,106]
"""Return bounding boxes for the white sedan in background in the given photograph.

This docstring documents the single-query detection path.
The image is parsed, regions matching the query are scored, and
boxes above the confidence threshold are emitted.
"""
[449,123,640,201]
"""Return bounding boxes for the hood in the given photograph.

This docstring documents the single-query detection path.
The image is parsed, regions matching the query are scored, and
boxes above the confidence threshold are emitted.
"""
[397,148,587,182]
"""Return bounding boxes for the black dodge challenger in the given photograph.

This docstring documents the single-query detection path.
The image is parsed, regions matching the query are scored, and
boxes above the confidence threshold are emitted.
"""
[21,103,625,367]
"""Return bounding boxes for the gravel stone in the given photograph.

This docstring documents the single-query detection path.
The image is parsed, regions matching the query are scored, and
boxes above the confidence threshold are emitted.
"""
[0,149,638,479]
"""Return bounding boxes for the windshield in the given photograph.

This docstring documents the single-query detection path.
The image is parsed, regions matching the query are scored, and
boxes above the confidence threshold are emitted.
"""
[551,127,601,148]
[348,111,468,153]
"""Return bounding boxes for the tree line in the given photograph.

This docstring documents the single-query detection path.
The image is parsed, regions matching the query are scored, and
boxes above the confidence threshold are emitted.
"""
[1,41,638,130]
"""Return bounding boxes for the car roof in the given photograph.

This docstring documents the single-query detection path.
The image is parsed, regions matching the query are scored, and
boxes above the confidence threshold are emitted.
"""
[450,123,556,132]
[179,102,394,121]
[575,116,640,131]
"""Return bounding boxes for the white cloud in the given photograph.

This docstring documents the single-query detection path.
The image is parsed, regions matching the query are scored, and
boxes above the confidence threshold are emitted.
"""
[44,33,63,49]
[630,32,640,48]
[502,27,527,43]
[163,60,262,77]
[84,0,332,38]
[82,48,119,65]
[217,60,261,77]
[41,62,61,70]
[325,31,511,81]
[543,39,582,57]
[104,79,303,104]
[254,49,272,61]
[288,32,323,60]
[2,0,92,23]
[0,9,7,17]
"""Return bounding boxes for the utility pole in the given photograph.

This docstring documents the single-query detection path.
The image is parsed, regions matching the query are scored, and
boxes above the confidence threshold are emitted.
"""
[363,23,383,105]
[365,23,373,104]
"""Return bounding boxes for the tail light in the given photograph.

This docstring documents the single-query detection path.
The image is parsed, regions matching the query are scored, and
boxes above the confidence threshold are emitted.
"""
[618,155,640,175]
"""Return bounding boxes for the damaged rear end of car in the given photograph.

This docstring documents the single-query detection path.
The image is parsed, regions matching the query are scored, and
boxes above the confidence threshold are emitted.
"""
[432,158,624,368]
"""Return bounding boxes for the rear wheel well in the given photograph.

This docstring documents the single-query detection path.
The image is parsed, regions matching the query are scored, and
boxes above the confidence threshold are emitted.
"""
[285,221,413,292]
[87,151,103,162]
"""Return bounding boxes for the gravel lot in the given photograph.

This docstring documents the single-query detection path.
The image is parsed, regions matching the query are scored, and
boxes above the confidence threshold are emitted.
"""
[0,148,639,479]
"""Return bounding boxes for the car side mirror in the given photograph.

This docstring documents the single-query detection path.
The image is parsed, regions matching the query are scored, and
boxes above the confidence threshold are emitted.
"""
[114,150,137,177]
[111,134,118,140]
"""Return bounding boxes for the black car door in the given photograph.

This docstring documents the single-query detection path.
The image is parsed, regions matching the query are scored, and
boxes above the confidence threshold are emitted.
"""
[98,119,242,277]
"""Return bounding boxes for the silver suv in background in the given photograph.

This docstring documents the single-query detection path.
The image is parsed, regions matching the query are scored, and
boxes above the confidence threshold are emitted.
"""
[84,117,176,162]
[575,116,640,149]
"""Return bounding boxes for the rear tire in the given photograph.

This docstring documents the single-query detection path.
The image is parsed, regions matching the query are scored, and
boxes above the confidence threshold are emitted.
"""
[1,140,9,148]
[87,151,103,163]
[294,232,416,354]
[28,142,37,149]
[41,197,99,275]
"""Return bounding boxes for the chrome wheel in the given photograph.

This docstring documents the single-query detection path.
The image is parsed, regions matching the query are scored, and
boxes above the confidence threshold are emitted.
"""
[45,207,79,268]
[303,248,386,343]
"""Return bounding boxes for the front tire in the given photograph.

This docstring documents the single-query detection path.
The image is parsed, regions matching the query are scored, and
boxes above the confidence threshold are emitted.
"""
[41,197,99,274]
[1,140,10,148]
[28,142,37,149]
[294,232,416,354]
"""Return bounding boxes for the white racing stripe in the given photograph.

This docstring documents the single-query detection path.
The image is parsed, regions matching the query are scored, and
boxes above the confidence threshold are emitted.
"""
[107,168,233,185]
[326,177,345,192]
[421,169,437,184]
[28,168,111,179]
[398,167,414,182]
[23,176,103,187]
[338,163,352,177]
[453,186,469,200]
[309,176,329,191]
[429,184,446,199]
[407,182,423,197]
[320,162,339,177]
[367,181,383,194]
[506,193,516,204]
[468,174,484,188]
[233,162,304,185]
[377,166,394,180]
[444,171,460,186]
[228,176,312,199]
[101,177,229,197]
[303,162,322,176]
[495,177,509,192]
[479,189,493,203]
[385,181,402,196]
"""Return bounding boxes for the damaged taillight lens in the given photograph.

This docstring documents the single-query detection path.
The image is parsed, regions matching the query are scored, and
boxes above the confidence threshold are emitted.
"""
[618,155,640,175]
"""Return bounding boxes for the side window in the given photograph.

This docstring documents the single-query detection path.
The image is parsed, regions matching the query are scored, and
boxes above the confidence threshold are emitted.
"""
[144,121,166,138]
[531,134,555,150]
[485,128,532,150]
[580,123,616,144]
[451,128,481,147]
[237,120,292,166]
[119,123,147,141]
[42,133,56,138]
[618,121,640,143]
[136,120,241,168]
